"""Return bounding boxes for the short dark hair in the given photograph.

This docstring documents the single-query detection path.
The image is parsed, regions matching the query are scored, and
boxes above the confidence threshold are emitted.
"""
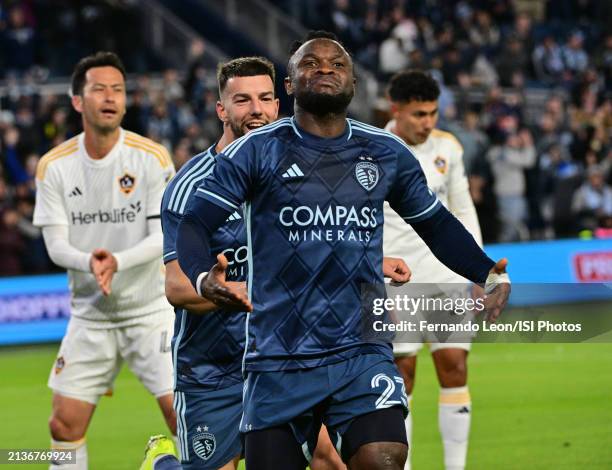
[217,56,276,96]
[289,30,341,55]
[387,70,440,103]
[71,51,126,96]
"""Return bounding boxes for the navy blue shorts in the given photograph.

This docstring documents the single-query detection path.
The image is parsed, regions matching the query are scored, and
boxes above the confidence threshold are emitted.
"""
[240,353,408,459]
[174,383,243,469]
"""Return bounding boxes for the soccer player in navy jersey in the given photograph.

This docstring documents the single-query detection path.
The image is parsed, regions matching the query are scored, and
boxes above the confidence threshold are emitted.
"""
[176,32,510,470]
[156,55,408,470]
[160,56,279,470]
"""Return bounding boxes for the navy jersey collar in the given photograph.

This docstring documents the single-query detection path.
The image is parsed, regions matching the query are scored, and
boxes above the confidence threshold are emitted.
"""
[290,116,353,145]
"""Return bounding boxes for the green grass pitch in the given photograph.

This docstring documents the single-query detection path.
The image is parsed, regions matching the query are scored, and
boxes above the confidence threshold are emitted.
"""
[2,340,611,468]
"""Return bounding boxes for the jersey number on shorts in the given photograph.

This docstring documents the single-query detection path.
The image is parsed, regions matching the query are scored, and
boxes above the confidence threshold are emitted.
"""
[371,373,408,409]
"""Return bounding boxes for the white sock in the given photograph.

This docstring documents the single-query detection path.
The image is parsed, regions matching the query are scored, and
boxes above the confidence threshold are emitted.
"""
[439,386,471,470]
[404,394,412,470]
[50,438,87,470]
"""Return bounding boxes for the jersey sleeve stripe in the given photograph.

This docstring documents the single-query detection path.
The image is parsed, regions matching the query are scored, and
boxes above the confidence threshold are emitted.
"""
[124,140,167,168]
[177,166,215,214]
[402,198,441,221]
[169,156,215,214]
[166,153,213,212]
[124,136,173,168]
[36,143,79,180]
[223,118,292,159]
[163,250,177,260]
[195,188,239,210]
[126,134,174,167]
[41,136,78,159]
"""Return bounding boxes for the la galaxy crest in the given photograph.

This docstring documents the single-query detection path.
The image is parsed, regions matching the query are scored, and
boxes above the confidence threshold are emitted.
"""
[54,356,65,375]
[193,425,216,461]
[434,156,448,174]
[118,172,136,194]
[355,155,379,191]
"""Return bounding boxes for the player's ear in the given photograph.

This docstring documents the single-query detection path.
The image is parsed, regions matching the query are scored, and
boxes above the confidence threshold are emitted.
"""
[284,76,293,96]
[216,100,227,122]
[71,95,83,113]
[389,102,400,119]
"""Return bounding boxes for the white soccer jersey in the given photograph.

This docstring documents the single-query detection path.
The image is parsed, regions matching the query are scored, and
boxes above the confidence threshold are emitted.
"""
[383,123,483,284]
[33,129,175,325]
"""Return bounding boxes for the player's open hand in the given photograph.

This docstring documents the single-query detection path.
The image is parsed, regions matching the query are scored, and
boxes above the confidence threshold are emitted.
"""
[483,258,510,323]
[201,254,253,312]
[90,248,118,296]
[383,256,411,284]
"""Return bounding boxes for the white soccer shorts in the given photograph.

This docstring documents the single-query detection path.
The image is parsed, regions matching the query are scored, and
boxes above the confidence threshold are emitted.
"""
[48,312,174,404]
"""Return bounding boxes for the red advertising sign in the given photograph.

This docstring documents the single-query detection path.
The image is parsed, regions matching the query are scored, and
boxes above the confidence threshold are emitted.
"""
[573,252,612,282]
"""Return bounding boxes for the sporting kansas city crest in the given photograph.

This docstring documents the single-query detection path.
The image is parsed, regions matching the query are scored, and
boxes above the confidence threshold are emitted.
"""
[355,156,379,191]
[193,426,216,461]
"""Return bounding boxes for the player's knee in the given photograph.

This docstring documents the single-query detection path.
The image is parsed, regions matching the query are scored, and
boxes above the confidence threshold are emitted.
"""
[49,414,84,442]
[439,360,467,387]
[395,359,416,393]
[350,442,407,470]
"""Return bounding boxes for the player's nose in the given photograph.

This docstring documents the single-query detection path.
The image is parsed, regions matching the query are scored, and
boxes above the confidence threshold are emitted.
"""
[249,100,263,115]
[315,60,335,74]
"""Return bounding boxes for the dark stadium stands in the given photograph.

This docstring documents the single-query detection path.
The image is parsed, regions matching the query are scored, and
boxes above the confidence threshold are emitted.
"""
[0,0,610,275]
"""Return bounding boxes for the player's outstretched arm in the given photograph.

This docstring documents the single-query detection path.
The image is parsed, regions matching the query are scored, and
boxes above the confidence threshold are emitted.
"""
[382,256,411,284]
[410,206,510,321]
[165,259,247,314]
[177,197,252,312]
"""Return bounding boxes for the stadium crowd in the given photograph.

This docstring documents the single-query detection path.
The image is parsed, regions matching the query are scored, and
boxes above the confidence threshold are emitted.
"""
[1,0,611,276]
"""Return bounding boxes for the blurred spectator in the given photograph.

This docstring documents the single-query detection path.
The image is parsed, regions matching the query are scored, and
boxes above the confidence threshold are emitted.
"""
[487,128,536,241]
[571,165,612,230]
[0,206,25,276]
[147,97,175,149]
[379,33,411,78]
[561,31,589,80]
[124,88,149,136]
[468,10,500,56]
[593,33,612,90]
[446,109,490,174]
[532,35,565,85]
[495,36,529,87]
[0,4,37,76]
[15,195,49,273]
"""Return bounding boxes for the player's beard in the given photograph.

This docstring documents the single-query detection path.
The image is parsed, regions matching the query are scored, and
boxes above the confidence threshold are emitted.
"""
[295,88,354,116]
[229,120,246,139]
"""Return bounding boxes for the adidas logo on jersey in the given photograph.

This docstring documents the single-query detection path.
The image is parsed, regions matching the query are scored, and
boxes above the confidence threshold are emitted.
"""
[227,211,242,222]
[281,163,304,179]
[68,186,83,197]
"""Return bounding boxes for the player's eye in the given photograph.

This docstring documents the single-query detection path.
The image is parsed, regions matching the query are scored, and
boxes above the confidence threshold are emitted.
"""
[333,62,344,68]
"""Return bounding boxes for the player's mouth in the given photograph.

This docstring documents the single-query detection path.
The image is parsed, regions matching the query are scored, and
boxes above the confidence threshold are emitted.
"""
[100,108,118,117]
[245,121,266,131]
[311,77,340,88]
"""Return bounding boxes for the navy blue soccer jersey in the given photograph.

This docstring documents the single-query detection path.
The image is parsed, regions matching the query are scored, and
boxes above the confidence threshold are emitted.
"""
[190,117,441,372]
[161,145,247,392]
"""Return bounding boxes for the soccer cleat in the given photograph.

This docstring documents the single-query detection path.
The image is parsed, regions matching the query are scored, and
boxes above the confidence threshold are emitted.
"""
[139,434,178,470]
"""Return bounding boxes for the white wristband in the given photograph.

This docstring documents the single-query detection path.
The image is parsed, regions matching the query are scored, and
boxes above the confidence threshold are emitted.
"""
[484,271,511,294]
[195,272,208,297]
